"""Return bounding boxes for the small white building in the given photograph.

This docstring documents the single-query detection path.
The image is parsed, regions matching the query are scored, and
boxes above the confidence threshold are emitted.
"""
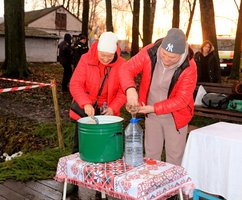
[25,5,82,38]
[0,5,83,63]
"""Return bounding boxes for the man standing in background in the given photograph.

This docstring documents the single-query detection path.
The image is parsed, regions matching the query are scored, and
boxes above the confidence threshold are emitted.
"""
[58,33,73,92]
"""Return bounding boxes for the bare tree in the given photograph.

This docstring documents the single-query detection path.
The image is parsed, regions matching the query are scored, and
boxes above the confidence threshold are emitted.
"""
[82,0,89,36]
[89,0,103,32]
[199,0,221,82]
[185,0,197,38]
[143,0,150,46]
[130,0,140,56]
[3,0,28,78]
[150,0,156,39]
[143,0,156,46]
[230,0,242,80]
[172,0,180,28]
[105,0,114,31]
[76,0,81,18]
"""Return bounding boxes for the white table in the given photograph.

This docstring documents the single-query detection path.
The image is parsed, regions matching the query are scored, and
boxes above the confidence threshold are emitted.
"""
[182,122,242,200]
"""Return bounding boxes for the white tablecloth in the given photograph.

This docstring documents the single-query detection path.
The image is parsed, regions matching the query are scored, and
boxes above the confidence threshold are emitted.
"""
[55,154,194,200]
[182,122,242,200]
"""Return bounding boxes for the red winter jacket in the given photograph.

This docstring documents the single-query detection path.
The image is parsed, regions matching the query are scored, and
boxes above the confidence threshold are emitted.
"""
[120,40,197,129]
[69,42,126,120]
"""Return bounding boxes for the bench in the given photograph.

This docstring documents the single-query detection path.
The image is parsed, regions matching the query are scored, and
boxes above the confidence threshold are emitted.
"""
[194,82,242,123]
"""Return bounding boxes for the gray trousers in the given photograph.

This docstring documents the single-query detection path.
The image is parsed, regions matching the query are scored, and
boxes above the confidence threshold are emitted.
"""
[145,115,188,165]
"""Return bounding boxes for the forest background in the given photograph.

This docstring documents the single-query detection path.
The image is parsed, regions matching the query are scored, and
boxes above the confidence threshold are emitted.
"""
[1,0,242,79]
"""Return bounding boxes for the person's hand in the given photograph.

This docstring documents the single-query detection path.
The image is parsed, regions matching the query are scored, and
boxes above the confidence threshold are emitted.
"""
[101,107,114,115]
[126,88,139,106]
[138,102,155,114]
[84,104,95,116]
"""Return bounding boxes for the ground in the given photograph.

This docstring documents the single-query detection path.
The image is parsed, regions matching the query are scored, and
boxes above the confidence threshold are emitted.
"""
[0,63,72,159]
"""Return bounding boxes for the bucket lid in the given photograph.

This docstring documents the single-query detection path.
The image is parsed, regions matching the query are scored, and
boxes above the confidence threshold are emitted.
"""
[78,115,123,124]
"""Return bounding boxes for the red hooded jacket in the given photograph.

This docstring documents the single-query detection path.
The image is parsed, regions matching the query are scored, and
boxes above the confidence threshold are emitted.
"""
[120,40,197,129]
[69,42,126,120]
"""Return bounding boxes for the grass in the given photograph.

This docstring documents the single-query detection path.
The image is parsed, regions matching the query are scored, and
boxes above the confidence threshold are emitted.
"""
[0,121,75,183]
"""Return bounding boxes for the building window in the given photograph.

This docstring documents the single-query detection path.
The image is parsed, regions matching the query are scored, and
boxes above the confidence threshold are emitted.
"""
[56,13,66,30]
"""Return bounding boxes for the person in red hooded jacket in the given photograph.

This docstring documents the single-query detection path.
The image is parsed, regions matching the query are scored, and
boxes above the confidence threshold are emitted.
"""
[69,31,126,153]
[120,28,197,166]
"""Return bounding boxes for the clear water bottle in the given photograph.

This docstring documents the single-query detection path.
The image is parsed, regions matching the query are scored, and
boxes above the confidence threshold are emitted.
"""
[124,118,144,166]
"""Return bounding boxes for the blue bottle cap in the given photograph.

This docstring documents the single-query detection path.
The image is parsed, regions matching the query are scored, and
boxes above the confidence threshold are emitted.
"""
[130,118,143,123]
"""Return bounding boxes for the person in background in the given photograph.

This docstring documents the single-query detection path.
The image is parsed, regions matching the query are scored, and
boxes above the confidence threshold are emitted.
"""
[194,40,221,83]
[120,28,197,166]
[72,34,89,68]
[58,33,73,92]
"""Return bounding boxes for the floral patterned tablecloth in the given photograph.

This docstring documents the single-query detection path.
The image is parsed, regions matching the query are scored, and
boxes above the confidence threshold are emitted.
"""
[55,153,194,200]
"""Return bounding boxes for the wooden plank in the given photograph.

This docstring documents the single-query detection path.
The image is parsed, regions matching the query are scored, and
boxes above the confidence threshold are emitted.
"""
[195,86,233,95]
[197,82,234,88]
[195,82,235,96]
[195,106,242,117]
[195,111,242,123]
[0,184,26,200]
[26,180,62,200]
[3,180,50,200]
[37,179,63,191]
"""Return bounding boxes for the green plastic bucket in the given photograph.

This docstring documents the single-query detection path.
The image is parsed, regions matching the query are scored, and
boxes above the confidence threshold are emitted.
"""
[77,115,124,163]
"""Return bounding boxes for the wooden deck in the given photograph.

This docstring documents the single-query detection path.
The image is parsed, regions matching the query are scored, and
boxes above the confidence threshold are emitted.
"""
[0,179,64,200]
[0,179,118,200]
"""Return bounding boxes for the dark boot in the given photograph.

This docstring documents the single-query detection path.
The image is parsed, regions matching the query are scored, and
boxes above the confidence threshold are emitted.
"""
[66,184,78,196]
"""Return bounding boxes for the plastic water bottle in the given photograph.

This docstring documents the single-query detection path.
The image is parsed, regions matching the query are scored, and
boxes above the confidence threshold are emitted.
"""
[124,118,144,166]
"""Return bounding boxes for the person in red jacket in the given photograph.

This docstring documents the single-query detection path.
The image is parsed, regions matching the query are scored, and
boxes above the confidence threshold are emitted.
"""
[69,31,126,151]
[120,28,197,166]
[67,31,126,196]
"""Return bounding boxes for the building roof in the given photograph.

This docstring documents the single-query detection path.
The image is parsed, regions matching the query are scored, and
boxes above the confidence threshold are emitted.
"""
[0,24,59,39]
[24,5,63,26]
[24,5,82,26]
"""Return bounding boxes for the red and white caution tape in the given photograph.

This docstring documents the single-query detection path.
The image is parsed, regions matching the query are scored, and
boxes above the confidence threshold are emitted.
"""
[0,77,52,86]
[0,77,55,93]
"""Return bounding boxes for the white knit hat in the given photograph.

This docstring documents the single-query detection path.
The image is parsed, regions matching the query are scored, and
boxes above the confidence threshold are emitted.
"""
[97,32,118,53]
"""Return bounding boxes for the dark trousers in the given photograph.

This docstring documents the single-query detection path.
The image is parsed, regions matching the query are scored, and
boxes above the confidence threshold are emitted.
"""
[62,63,72,91]
[72,122,79,153]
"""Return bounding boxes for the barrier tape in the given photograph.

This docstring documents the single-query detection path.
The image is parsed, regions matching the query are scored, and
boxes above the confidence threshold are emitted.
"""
[0,77,51,86]
[0,77,55,93]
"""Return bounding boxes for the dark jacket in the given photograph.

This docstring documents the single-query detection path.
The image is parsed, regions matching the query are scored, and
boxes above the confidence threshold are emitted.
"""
[194,51,220,83]
[72,41,89,68]
[58,34,72,65]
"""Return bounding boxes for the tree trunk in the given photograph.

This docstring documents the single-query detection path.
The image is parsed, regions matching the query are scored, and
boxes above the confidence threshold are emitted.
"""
[186,0,197,38]
[143,0,151,46]
[150,0,156,40]
[229,0,242,80]
[76,0,81,18]
[4,0,28,78]
[82,0,89,36]
[105,0,113,32]
[172,0,180,28]
[199,0,221,82]
[131,0,140,56]
[143,0,156,46]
